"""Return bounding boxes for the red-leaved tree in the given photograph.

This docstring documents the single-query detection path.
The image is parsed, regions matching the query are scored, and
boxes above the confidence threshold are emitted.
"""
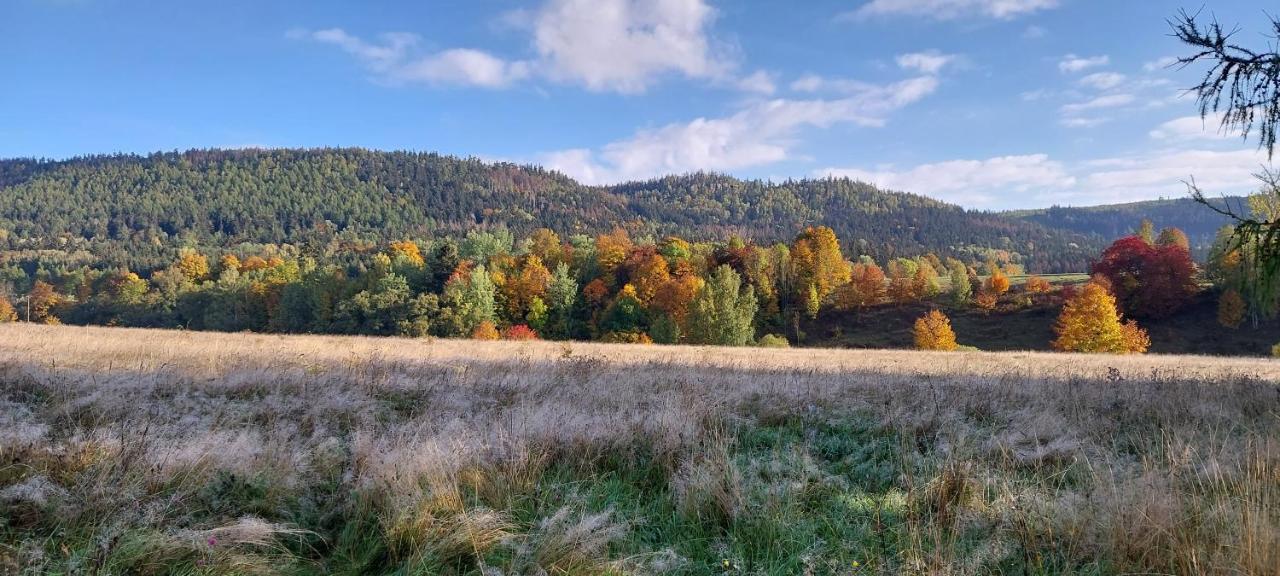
[1091,235,1198,318]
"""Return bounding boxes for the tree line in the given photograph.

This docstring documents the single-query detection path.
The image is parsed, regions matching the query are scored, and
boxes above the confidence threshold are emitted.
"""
[0,149,1103,279]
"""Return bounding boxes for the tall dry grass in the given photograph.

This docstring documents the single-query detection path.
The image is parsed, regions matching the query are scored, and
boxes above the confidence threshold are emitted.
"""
[1,323,1277,574]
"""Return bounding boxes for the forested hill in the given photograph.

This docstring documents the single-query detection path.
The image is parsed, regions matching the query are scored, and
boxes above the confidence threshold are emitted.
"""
[0,148,1107,273]
[1004,197,1242,254]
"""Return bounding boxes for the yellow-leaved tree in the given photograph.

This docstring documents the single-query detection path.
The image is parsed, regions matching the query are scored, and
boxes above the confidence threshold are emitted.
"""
[0,295,16,323]
[1053,281,1148,354]
[913,309,959,351]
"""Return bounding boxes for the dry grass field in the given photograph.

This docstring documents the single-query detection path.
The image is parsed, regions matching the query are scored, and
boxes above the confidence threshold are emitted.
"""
[1,324,1278,575]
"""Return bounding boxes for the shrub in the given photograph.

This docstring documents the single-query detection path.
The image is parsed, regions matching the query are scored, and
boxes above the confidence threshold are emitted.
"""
[756,334,789,348]
[471,321,500,340]
[1024,275,1052,294]
[600,331,653,344]
[502,324,539,341]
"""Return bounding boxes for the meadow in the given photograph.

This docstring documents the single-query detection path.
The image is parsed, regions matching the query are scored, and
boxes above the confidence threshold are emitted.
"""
[1,324,1277,575]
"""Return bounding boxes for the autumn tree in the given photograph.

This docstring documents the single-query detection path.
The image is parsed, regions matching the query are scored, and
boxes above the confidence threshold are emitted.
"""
[1156,227,1191,251]
[176,250,210,282]
[625,249,670,304]
[887,258,919,303]
[1218,289,1246,328]
[388,240,425,268]
[595,228,633,279]
[503,255,551,320]
[27,280,61,324]
[688,265,758,346]
[984,266,1011,296]
[107,271,149,305]
[788,226,851,317]
[502,324,539,341]
[835,260,887,310]
[1053,281,1148,354]
[1136,219,1156,244]
[1023,275,1051,294]
[527,228,564,268]
[1092,235,1198,318]
[0,295,16,322]
[472,321,500,340]
[650,273,703,338]
[913,310,959,351]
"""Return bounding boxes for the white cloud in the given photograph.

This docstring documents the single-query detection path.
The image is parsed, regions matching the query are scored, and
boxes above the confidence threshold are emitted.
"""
[735,70,777,95]
[545,78,940,184]
[815,146,1272,208]
[1078,72,1125,90]
[1072,149,1269,203]
[529,0,727,92]
[895,51,956,74]
[790,74,940,100]
[1059,117,1109,128]
[847,0,1059,20]
[1058,54,1109,73]
[819,154,1075,206]
[302,28,529,88]
[299,0,729,93]
[1022,25,1047,39]
[1148,113,1239,142]
[1143,56,1179,72]
[1060,93,1134,114]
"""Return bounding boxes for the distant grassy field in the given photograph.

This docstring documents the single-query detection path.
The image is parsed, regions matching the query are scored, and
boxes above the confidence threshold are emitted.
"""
[2,324,1277,575]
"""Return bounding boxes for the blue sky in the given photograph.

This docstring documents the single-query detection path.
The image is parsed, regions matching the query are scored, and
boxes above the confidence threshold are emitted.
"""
[3,0,1276,209]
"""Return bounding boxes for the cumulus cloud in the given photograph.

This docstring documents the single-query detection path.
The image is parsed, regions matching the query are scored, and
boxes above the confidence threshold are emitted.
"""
[847,0,1059,20]
[544,77,941,184]
[819,155,1075,206]
[1058,54,1109,73]
[297,0,730,93]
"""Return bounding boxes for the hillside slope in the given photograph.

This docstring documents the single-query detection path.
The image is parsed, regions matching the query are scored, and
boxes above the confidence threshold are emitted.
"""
[0,149,1099,272]
[1004,196,1242,254]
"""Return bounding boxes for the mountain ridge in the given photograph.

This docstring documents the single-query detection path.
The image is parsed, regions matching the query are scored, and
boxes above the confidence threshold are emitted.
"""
[0,147,1219,274]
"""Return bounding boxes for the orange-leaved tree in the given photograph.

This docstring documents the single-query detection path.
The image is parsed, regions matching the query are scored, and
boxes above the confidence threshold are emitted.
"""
[835,260,887,310]
[1053,281,1148,354]
[913,309,959,351]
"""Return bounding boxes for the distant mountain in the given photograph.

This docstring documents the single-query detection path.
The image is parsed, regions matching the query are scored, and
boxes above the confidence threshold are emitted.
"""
[1003,197,1244,253]
[1,148,1213,275]
[0,149,1106,273]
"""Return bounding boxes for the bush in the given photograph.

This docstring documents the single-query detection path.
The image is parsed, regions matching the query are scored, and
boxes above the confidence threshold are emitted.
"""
[756,334,789,348]
[471,321,500,340]
[502,324,539,341]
